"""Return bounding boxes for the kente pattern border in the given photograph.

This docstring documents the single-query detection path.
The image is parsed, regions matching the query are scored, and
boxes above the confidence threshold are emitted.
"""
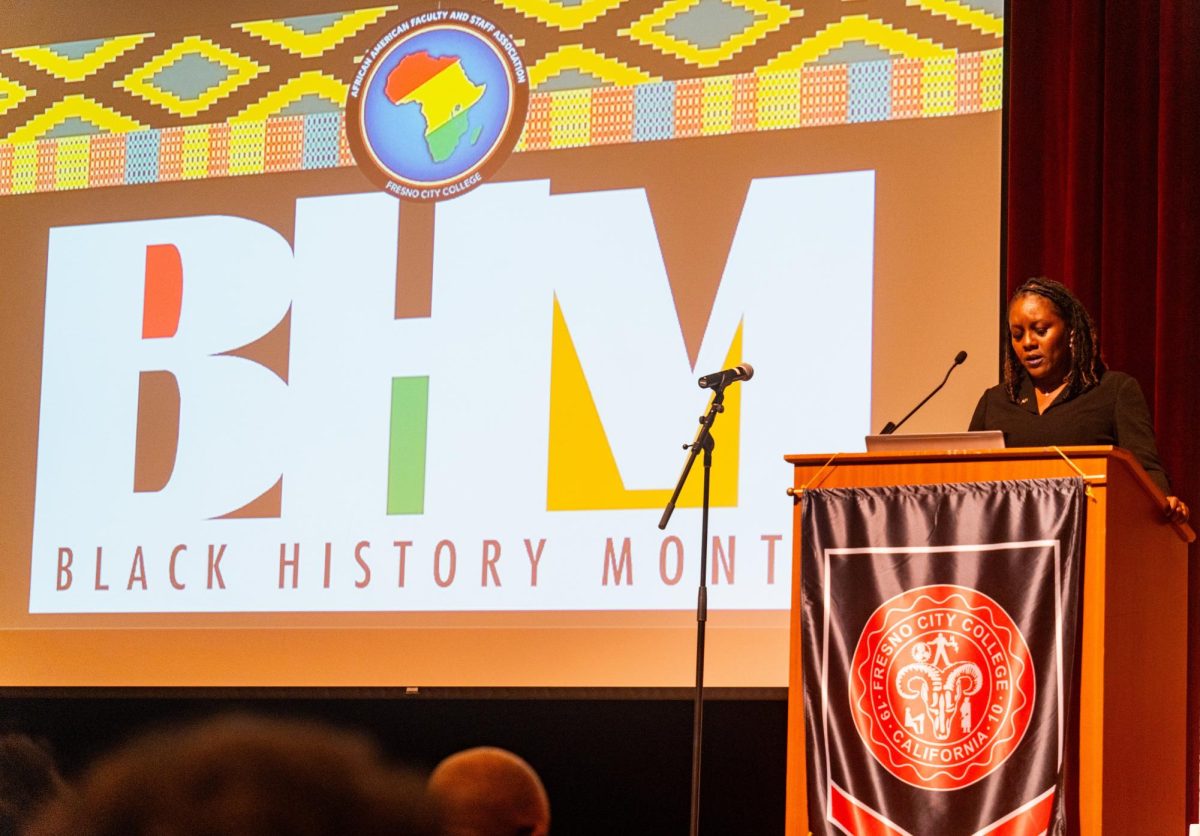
[0,49,1001,196]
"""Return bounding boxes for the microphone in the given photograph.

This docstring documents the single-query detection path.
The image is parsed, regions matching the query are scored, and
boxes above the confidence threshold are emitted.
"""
[698,363,754,390]
[879,351,967,435]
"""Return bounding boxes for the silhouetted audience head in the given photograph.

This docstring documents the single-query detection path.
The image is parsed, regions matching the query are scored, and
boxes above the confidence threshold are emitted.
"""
[0,734,67,836]
[428,747,550,836]
[27,714,437,836]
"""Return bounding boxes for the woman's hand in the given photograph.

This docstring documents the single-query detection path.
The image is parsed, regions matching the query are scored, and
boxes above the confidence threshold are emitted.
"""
[1165,495,1190,524]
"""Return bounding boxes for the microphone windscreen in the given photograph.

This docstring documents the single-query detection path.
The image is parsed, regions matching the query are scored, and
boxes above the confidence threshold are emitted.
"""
[954,350,968,365]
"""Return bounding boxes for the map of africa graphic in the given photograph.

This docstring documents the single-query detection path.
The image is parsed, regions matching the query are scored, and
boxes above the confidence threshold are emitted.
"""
[385,51,487,163]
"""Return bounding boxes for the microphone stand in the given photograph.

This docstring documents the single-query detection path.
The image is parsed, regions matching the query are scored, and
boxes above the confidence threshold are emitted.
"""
[659,383,727,836]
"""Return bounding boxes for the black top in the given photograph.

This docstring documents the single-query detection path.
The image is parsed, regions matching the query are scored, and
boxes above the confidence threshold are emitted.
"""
[969,370,1171,494]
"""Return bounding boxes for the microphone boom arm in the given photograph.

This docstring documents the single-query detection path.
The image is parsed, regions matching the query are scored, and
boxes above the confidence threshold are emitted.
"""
[658,388,724,530]
[880,352,967,435]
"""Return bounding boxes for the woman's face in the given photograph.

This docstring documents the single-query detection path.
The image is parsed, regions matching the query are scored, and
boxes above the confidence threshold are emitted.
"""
[1008,293,1071,389]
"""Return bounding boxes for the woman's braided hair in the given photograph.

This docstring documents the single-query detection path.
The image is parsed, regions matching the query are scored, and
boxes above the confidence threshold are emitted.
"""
[1003,277,1105,403]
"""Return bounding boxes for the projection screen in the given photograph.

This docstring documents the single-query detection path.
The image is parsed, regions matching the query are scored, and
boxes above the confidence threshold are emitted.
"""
[0,1,1003,687]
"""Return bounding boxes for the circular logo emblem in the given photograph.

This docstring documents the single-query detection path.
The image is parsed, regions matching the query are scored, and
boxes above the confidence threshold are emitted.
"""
[849,585,1035,790]
[346,10,528,201]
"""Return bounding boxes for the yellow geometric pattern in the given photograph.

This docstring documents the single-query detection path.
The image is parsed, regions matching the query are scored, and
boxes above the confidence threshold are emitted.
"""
[235,7,395,58]
[6,34,149,82]
[698,74,739,134]
[0,74,32,118]
[233,70,349,122]
[908,0,1003,37]
[529,45,659,89]
[546,295,742,511]
[754,68,801,130]
[0,4,1002,194]
[53,135,92,191]
[760,14,953,73]
[623,0,802,69]
[497,0,628,31]
[181,124,211,179]
[116,35,266,118]
[547,89,592,147]
[228,121,269,176]
[8,142,37,194]
[5,94,145,144]
[980,48,1004,111]
[923,55,957,116]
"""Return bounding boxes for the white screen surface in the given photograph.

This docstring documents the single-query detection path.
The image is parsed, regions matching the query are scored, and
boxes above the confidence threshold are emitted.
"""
[0,1,1003,686]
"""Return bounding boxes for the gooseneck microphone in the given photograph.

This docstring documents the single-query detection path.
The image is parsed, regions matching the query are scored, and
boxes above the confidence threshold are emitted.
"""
[697,363,754,390]
[879,351,968,435]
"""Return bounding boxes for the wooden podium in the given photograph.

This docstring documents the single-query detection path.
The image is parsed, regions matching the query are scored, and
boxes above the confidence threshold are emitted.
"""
[783,446,1194,836]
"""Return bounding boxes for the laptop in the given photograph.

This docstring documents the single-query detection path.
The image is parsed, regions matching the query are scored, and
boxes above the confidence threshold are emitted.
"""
[864,430,1006,453]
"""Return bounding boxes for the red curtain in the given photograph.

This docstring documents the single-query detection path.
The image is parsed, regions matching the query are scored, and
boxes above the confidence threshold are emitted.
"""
[1005,0,1200,819]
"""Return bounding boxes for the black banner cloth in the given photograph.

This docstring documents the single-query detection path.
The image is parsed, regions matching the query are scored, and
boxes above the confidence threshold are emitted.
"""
[800,478,1086,836]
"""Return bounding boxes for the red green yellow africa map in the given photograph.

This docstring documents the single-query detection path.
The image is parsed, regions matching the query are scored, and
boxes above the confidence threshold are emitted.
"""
[385,51,486,163]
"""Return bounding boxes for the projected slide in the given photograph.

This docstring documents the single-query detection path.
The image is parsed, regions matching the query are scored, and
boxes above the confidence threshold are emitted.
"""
[0,1,1003,686]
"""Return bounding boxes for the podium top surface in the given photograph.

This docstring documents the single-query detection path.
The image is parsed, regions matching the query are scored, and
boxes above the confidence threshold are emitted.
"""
[786,444,1121,468]
[784,445,1195,544]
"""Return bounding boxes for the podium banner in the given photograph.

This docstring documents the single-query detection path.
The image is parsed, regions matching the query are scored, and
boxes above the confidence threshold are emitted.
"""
[800,478,1085,836]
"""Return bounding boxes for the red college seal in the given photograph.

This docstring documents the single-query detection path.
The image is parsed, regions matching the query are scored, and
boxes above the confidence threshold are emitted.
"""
[848,584,1035,790]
